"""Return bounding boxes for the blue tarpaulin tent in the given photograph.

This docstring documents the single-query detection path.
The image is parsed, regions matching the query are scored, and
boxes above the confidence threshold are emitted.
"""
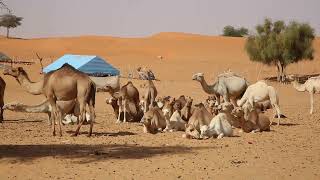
[43,54,119,76]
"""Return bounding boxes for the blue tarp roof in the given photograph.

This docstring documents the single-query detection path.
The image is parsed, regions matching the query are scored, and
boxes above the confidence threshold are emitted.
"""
[43,54,119,76]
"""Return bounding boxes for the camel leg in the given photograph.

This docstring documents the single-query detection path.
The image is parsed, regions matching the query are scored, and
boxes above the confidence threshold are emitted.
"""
[73,99,86,136]
[309,91,314,114]
[123,99,127,123]
[117,98,122,123]
[48,98,58,136]
[56,106,62,136]
[272,104,281,126]
[88,102,95,137]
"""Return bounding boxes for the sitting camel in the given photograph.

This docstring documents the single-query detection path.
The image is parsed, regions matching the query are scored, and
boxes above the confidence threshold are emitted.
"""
[200,102,234,139]
[231,102,271,133]
[140,79,158,113]
[291,76,320,114]
[140,107,166,134]
[237,81,282,125]
[183,103,213,139]
[180,96,193,122]
[192,72,248,106]
[164,110,187,132]
[3,100,91,125]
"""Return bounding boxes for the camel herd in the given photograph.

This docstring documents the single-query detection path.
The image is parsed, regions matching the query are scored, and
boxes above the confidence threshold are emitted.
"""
[0,64,320,139]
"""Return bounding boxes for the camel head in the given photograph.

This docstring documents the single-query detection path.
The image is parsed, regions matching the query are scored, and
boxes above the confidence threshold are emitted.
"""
[185,124,201,139]
[3,67,25,78]
[231,106,244,118]
[199,125,210,139]
[192,73,204,82]
[3,102,24,111]
[218,102,234,113]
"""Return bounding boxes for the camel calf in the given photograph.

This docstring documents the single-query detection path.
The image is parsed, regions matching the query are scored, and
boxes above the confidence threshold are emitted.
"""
[164,110,187,132]
[200,102,233,139]
[184,103,212,139]
[140,107,166,134]
[140,80,158,113]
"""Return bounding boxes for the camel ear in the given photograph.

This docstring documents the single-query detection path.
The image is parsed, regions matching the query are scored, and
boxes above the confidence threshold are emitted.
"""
[17,67,23,72]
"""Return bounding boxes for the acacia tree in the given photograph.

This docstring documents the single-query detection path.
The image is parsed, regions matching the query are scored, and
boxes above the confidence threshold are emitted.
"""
[245,19,315,82]
[223,25,248,37]
[0,13,22,38]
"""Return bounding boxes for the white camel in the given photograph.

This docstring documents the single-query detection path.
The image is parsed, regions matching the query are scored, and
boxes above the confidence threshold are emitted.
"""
[291,76,320,114]
[237,81,282,125]
[192,72,248,106]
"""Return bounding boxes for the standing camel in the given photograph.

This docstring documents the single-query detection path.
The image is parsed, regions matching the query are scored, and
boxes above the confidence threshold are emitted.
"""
[43,64,96,136]
[192,72,248,106]
[0,76,6,122]
[118,81,140,123]
[292,76,320,114]
[141,79,157,113]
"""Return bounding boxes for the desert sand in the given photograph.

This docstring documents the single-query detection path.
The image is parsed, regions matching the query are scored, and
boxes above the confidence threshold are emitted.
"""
[0,32,319,179]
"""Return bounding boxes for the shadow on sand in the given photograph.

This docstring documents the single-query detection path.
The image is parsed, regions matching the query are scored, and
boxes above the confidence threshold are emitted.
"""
[0,144,209,164]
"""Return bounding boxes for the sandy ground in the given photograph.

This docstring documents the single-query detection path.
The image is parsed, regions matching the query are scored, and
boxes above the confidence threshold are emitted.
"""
[0,33,320,179]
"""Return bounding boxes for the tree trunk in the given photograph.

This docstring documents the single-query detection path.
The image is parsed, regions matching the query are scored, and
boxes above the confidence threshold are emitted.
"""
[276,60,286,82]
[6,27,9,38]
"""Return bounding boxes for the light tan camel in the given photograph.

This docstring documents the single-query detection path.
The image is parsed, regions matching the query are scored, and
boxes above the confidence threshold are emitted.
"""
[163,110,187,132]
[141,80,157,113]
[118,81,140,123]
[200,102,234,139]
[106,97,143,122]
[43,64,96,136]
[232,103,271,133]
[180,96,193,122]
[140,107,166,134]
[3,100,91,125]
[237,81,282,125]
[0,76,5,122]
[4,65,96,136]
[184,103,213,139]
[292,76,320,114]
[192,72,248,106]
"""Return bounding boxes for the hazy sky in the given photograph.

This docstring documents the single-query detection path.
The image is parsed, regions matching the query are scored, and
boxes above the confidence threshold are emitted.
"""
[1,0,319,38]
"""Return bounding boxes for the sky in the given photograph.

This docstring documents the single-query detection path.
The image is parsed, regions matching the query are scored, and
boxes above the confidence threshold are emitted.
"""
[1,0,319,38]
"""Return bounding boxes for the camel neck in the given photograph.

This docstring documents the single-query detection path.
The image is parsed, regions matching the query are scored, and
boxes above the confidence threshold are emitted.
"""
[292,81,306,92]
[17,74,44,95]
[199,77,217,95]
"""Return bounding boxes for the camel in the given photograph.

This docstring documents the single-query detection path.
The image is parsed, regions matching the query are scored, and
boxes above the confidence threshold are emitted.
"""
[231,102,271,133]
[291,76,320,114]
[41,64,96,136]
[200,102,234,139]
[183,103,213,139]
[5,65,96,136]
[106,97,143,122]
[192,72,248,106]
[140,107,166,134]
[3,100,91,125]
[173,95,187,111]
[117,81,140,123]
[163,110,187,132]
[161,96,176,121]
[92,75,120,92]
[180,96,193,122]
[204,96,219,115]
[140,80,158,113]
[0,76,5,122]
[237,81,282,125]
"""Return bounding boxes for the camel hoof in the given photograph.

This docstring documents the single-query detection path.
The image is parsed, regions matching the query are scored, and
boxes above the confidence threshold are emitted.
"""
[116,120,121,124]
